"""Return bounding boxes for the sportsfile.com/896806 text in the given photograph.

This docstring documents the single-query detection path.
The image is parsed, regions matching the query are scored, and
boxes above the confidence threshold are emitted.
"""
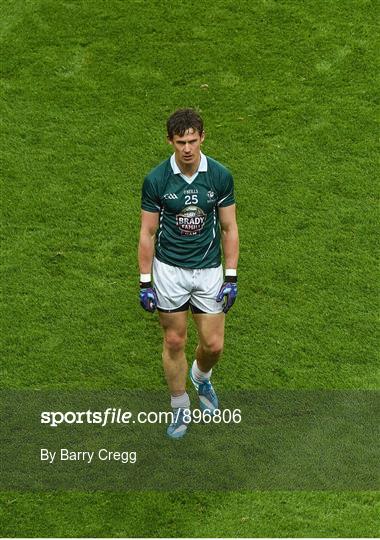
[40,408,242,427]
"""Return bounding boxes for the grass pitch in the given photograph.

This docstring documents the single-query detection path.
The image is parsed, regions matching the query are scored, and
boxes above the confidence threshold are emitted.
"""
[1,0,379,536]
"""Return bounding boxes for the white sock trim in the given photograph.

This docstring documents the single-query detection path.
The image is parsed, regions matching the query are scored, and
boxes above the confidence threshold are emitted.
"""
[191,359,212,383]
[171,392,190,409]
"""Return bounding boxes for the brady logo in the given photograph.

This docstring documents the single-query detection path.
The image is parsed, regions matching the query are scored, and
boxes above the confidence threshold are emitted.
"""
[163,193,178,200]
[176,205,206,236]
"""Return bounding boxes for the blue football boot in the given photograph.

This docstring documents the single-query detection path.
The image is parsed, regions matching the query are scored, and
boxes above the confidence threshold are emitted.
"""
[166,408,189,439]
[190,370,219,414]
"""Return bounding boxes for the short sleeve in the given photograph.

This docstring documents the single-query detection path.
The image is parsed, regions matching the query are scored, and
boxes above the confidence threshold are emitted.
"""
[217,171,235,207]
[141,175,161,213]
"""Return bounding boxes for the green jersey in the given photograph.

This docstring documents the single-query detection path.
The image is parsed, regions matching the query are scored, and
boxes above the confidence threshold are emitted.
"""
[141,153,235,268]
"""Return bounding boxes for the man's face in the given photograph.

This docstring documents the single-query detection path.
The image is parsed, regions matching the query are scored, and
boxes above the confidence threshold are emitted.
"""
[169,128,205,169]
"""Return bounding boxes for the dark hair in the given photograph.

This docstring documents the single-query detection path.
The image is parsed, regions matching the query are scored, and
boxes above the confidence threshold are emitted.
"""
[166,108,204,139]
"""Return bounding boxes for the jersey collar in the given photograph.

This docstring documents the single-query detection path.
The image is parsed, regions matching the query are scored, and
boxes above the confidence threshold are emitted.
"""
[170,152,208,177]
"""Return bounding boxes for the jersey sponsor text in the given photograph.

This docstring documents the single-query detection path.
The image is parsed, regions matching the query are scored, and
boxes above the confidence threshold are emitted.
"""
[176,206,206,236]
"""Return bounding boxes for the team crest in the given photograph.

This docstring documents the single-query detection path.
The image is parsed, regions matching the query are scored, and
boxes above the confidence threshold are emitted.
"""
[207,190,216,202]
[176,206,206,236]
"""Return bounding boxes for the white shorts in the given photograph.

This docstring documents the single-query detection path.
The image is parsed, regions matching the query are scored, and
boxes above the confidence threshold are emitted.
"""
[153,257,224,314]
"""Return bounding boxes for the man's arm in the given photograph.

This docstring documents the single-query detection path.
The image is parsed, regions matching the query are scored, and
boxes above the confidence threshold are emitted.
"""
[138,210,159,312]
[219,204,239,270]
[138,210,159,275]
[216,204,239,313]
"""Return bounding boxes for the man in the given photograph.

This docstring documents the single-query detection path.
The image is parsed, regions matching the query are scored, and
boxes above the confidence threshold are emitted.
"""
[138,108,239,439]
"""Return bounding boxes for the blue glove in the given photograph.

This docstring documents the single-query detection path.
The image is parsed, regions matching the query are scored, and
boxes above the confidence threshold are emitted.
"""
[216,279,238,313]
[139,283,158,313]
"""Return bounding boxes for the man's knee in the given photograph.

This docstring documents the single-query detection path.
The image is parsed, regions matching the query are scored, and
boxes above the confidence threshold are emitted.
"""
[164,331,187,353]
[202,338,224,357]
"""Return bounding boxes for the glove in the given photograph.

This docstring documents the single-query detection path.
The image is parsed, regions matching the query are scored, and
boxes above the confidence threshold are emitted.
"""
[216,277,238,313]
[139,282,158,313]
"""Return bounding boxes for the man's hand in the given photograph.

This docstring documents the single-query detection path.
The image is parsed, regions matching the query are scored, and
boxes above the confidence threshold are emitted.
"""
[216,278,238,313]
[139,284,158,313]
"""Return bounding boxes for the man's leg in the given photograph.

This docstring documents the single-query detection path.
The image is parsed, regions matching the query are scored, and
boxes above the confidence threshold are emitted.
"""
[159,310,188,395]
[159,310,191,438]
[190,312,225,412]
[192,312,225,372]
